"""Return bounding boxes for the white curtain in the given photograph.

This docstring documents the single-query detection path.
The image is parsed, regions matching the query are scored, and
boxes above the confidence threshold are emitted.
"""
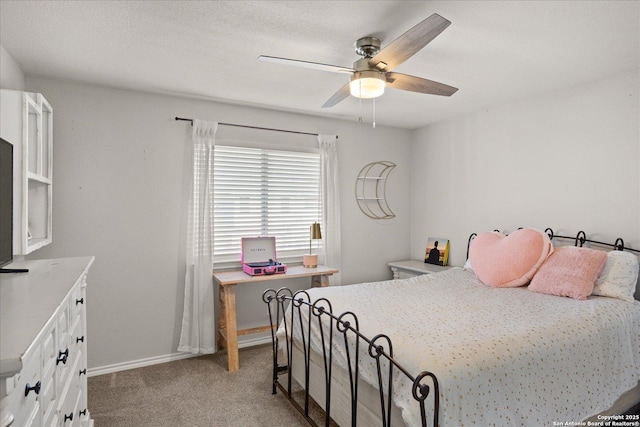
[178,119,218,354]
[318,134,341,286]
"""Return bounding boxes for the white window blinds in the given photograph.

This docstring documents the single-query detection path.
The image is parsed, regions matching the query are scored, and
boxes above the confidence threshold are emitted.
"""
[213,145,321,264]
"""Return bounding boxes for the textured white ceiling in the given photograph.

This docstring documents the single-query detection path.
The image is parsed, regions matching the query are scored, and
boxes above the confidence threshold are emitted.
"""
[1,1,638,129]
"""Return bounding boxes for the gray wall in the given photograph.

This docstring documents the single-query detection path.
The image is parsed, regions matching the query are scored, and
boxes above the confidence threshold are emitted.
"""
[0,45,25,90]
[410,70,640,295]
[23,76,412,371]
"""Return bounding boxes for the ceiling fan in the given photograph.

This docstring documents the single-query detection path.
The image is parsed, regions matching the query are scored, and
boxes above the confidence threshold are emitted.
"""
[258,13,458,108]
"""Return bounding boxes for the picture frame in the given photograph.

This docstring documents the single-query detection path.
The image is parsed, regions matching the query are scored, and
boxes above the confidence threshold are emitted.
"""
[424,237,450,266]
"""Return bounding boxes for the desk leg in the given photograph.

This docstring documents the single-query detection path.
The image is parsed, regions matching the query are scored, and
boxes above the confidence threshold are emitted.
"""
[219,284,239,372]
[311,274,330,288]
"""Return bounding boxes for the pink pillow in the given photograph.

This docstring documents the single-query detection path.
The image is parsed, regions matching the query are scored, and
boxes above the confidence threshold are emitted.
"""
[469,229,554,288]
[528,246,607,300]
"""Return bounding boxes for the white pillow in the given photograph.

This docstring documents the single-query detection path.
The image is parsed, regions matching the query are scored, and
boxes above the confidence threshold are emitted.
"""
[592,251,639,302]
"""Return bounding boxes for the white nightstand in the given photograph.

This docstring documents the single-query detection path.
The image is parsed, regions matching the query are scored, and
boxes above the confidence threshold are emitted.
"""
[388,260,453,279]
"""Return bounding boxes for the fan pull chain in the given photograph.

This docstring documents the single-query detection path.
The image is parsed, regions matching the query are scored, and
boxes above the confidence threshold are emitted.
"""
[372,98,376,128]
[358,83,363,123]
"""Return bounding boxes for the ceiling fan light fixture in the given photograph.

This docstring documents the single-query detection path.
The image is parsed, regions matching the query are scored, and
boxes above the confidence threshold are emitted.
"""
[349,71,385,99]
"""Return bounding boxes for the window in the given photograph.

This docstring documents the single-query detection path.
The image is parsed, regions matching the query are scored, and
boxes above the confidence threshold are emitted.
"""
[213,144,321,265]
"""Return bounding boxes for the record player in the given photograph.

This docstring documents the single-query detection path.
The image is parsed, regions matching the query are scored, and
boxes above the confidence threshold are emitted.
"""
[241,236,287,276]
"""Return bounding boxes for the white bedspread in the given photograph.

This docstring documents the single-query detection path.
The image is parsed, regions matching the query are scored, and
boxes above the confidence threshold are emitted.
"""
[279,267,640,427]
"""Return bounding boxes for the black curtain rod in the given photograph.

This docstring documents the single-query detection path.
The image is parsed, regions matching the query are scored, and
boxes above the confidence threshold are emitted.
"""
[174,116,329,138]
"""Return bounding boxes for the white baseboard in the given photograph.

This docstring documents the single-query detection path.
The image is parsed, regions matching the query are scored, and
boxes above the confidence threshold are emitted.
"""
[87,335,272,377]
[87,350,198,377]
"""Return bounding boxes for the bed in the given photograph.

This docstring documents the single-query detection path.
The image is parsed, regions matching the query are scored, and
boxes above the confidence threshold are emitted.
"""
[263,229,640,426]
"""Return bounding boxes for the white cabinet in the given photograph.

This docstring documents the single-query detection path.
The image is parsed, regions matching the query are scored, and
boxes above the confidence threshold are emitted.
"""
[0,257,94,427]
[0,89,53,255]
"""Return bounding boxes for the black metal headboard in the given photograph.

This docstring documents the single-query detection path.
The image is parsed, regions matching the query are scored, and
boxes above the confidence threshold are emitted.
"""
[466,228,640,259]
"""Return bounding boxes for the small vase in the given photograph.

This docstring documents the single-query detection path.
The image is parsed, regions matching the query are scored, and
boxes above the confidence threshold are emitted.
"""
[303,254,318,268]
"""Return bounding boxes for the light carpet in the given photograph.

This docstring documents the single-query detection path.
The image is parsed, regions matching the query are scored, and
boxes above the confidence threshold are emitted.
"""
[88,344,312,427]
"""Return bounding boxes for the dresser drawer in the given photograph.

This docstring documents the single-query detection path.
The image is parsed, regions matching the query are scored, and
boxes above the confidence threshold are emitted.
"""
[41,321,57,382]
[75,388,89,427]
[55,300,71,398]
[69,314,84,353]
[41,320,57,426]
[12,343,42,427]
[43,410,59,427]
[59,368,81,427]
[22,401,41,427]
[40,377,57,427]
[57,299,70,346]
[69,285,85,321]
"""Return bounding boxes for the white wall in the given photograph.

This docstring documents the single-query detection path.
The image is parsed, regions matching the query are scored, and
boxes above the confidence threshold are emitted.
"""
[23,76,412,370]
[0,44,25,90]
[410,71,640,268]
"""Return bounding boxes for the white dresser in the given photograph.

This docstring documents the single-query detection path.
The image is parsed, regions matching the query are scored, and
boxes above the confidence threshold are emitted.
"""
[387,259,453,279]
[0,257,94,427]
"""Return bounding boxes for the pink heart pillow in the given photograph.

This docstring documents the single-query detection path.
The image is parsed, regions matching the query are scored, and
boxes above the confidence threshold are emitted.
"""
[469,229,554,288]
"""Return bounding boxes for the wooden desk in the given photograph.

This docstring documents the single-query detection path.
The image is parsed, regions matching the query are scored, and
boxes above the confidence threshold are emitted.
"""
[213,265,339,372]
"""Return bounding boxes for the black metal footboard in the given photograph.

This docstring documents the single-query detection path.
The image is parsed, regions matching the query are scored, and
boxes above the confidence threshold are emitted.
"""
[263,287,439,427]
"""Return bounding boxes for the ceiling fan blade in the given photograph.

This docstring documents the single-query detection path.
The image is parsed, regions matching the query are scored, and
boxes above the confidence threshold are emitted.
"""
[322,83,351,108]
[368,13,451,72]
[258,55,355,74]
[385,72,458,96]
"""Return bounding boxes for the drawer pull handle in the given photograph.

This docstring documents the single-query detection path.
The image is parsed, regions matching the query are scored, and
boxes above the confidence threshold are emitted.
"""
[76,297,84,305]
[57,348,69,365]
[79,368,87,376]
[77,336,85,343]
[24,380,41,397]
[64,412,74,422]
[79,409,87,416]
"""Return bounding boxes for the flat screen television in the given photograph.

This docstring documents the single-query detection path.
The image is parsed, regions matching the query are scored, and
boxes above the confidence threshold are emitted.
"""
[0,137,13,267]
[0,137,27,273]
